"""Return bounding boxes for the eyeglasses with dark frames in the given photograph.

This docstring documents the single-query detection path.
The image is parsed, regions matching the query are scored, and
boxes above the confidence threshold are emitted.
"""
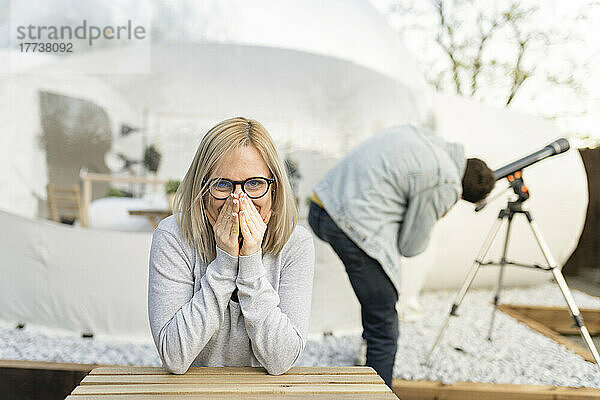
[202,176,275,200]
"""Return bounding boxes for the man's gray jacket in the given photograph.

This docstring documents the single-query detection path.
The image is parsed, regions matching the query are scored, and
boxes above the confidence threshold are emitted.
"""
[313,125,466,294]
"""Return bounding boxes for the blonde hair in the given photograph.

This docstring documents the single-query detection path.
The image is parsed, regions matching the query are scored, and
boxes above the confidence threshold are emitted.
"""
[173,117,298,263]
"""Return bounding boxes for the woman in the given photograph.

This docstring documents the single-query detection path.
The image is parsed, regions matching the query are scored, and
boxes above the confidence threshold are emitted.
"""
[148,117,315,375]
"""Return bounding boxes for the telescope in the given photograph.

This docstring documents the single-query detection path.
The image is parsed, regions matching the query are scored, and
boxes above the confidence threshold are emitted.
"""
[475,138,570,212]
[427,135,600,367]
[493,138,570,180]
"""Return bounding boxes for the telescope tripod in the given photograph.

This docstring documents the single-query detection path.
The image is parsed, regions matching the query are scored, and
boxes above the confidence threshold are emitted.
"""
[425,172,600,368]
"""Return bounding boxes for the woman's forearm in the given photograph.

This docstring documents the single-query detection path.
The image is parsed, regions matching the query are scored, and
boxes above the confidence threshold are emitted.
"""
[148,230,238,374]
[235,237,314,375]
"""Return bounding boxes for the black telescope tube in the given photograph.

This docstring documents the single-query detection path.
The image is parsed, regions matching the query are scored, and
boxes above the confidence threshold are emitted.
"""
[493,138,570,180]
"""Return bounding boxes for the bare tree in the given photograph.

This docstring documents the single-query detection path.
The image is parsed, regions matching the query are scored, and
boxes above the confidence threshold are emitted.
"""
[387,0,582,106]
[433,0,464,95]
[470,11,500,97]
[502,4,539,105]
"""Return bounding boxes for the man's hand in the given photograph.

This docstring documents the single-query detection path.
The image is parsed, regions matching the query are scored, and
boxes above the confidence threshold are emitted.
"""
[207,193,241,257]
[238,192,270,256]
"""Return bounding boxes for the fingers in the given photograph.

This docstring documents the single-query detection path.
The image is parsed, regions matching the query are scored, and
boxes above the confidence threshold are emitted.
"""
[239,210,257,235]
[228,196,240,240]
[239,193,262,222]
[245,209,260,231]
[223,194,234,216]
[239,195,270,236]
[216,194,239,227]
[239,209,250,237]
[215,195,231,226]
[210,194,242,256]
[230,211,239,238]
[233,196,240,213]
[227,195,240,237]
[239,207,261,244]
[237,193,270,256]
[230,195,240,234]
[204,209,216,226]
[238,198,256,234]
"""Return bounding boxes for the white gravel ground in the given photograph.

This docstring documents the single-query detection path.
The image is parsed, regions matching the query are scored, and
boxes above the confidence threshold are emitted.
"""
[2,282,599,387]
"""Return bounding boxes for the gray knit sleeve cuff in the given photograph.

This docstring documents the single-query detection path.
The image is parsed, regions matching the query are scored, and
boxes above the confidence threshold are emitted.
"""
[214,246,239,277]
[236,248,264,282]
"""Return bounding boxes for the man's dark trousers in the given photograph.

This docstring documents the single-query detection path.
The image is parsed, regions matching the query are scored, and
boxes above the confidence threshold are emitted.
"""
[308,200,399,388]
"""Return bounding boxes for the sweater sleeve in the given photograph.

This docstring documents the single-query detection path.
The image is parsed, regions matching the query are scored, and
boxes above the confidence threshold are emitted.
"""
[235,231,315,375]
[147,228,238,374]
[397,183,459,257]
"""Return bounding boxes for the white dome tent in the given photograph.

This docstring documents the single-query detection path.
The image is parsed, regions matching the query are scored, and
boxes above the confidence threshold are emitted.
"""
[0,0,588,341]
[0,40,425,339]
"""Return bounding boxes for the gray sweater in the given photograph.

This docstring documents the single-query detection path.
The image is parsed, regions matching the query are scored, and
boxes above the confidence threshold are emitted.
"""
[148,215,315,375]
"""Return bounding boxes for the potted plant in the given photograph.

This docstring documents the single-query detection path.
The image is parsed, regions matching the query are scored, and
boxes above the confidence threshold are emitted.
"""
[165,179,180,211]
[106,187,133,197]
[144,145,162,173]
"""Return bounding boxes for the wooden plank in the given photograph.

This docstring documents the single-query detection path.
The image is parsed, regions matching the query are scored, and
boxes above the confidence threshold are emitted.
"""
[50,188,79,193]
[67,394,398,399]
[82,178,91,227]
[81,172,168,185]
[71,383,393,395]
[50,197,80,205]
[500,304,600,335]
[392,379,600,400]
[498,305,596,362]
[81,373,383,385]
[129,210,171,215]
[70,366,393,398]
[89,366,378,376]
[54,203,80,209]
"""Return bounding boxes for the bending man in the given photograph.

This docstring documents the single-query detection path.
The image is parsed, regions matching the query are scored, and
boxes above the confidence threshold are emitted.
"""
[308,124,495,387]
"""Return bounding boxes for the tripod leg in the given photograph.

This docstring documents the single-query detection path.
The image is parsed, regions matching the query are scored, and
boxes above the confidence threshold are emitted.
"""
[425,215,505,364]
[488,216,514,341]
[528,219,600,367]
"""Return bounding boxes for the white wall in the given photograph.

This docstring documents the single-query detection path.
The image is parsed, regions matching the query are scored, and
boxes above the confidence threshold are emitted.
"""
[0,209,154,342]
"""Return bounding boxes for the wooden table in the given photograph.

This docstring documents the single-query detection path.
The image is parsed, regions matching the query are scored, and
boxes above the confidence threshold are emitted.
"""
[128,209,172,229]
[66,366,398,399]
